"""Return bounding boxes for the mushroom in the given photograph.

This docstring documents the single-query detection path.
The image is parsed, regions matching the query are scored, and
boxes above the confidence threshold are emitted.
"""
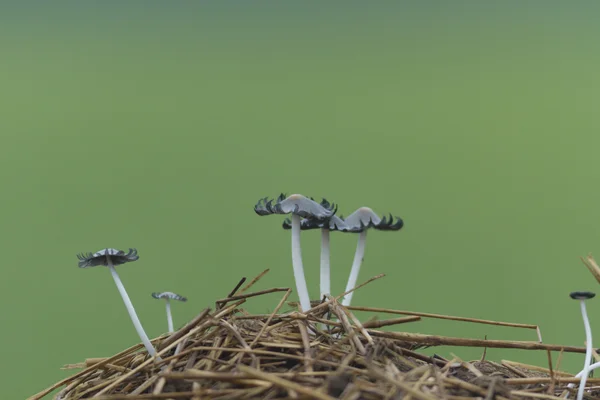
[151,292,187,333]
[77,248,158,358]
[283,209,348,299]
[255,194,336,311]
[341,207,403,307]
[568,291,596,400]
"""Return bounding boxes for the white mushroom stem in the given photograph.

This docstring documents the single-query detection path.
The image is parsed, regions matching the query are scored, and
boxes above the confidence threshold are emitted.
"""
[291,213,311,312]
[320,228,331,299]
[107,257,158,359]
[566,300,594,400]
[165,299,174,333]
[342,230,367,307]
[570,360,600,395]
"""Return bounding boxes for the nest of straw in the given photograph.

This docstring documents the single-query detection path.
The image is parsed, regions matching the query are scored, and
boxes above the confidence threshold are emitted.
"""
[29,269,599,400]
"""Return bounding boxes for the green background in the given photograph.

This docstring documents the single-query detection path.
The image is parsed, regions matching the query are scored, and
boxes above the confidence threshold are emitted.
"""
[4,2,600,398]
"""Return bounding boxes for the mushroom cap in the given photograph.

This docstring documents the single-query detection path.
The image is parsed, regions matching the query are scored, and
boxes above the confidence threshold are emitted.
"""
[570,291,596,300]
[343,207,404,233]
[77,248,139,268]
[151,292,187,302]
[282,214,349,231]
[254,194,336,220]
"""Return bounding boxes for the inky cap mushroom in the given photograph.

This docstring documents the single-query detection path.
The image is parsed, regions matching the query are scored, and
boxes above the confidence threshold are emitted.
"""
[570,290,596,400]
[341,207,404,307]
[254,194,336,220]
[77,248,139,268]
[152,292,187,333]
[255,194,337,312]
[152,292,188,302]
[570,291,596,300]
[343,207,404,232]
[77,247,158,359]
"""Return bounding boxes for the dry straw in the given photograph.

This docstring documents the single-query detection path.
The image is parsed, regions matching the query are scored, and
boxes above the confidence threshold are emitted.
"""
[29,264,599,400]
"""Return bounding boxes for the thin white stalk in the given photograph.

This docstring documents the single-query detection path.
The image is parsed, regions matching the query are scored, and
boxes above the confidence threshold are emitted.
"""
[568,361,600,398]
[342,230,367,307]
[166,299,174,333]
[573,360,600,387]
[320,228,331,299]
[107,260,158,359]
[291,213,311,312]
[574,300,593,400]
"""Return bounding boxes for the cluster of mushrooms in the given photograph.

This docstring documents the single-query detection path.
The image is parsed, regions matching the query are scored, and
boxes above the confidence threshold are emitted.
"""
[254,193,404,312]
[73,196,600,400]
[74,194,403,361]
[77,248,187,359]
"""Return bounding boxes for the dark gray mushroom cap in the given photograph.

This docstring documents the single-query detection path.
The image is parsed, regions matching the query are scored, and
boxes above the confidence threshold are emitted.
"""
[282,215,349,231]
[254,194,336,220]
[77,248,139,268]
[343,207,404,233]
[151,292,187,302]
[570,291,596,300]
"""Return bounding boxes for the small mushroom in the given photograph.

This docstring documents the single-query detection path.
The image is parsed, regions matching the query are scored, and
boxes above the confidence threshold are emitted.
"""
[77,248,158,358]
[569,291,596,400]
[283,205,348,299]
[341,207,403,307]
[255,194,336,311]
[151,292,187,333]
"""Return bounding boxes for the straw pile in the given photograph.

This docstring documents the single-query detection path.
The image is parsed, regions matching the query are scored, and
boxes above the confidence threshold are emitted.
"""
[29,270,597,400]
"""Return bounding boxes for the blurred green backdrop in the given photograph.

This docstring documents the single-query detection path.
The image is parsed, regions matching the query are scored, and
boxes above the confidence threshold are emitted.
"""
[4,2,600,398]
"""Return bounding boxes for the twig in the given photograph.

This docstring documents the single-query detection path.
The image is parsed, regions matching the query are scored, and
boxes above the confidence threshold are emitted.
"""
[502,359,573,377]
[215,287,290,306]
[227,277,247,298]
[237,268,270,295]
[347,305,540,339]
[368,330,589,353]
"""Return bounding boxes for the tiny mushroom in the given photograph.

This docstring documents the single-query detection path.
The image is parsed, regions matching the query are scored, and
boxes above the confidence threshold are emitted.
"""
[341,207,403,307]
[255,193,336,312]
[77,248,158,358]
[568,291,596,400]
[283,204,349,299]
[151,291,187,333]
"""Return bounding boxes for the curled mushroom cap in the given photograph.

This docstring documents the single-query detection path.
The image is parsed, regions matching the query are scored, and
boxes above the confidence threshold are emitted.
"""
[343,207,404,232]
[570,291,596,300]
[151,292,187,302]
[254,194,336,220]
[77,248,139,268]
[282,214,349,231]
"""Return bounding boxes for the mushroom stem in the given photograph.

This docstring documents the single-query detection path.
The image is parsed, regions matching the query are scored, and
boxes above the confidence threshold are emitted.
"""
[572,360,600,393]
[165,299,174,333]
[342,230,367,307]
[291,213,311,312]
[320,228,331,299]
[575,300,593,400]
[107,258,158,359]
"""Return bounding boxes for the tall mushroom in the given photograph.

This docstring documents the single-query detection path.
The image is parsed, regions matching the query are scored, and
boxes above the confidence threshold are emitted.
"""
[283,211,348,299]
[341,207,403,307]
[255,194,336,312]
[77,248,158,358]
[569,291,596,400]
[151,292,187,333]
